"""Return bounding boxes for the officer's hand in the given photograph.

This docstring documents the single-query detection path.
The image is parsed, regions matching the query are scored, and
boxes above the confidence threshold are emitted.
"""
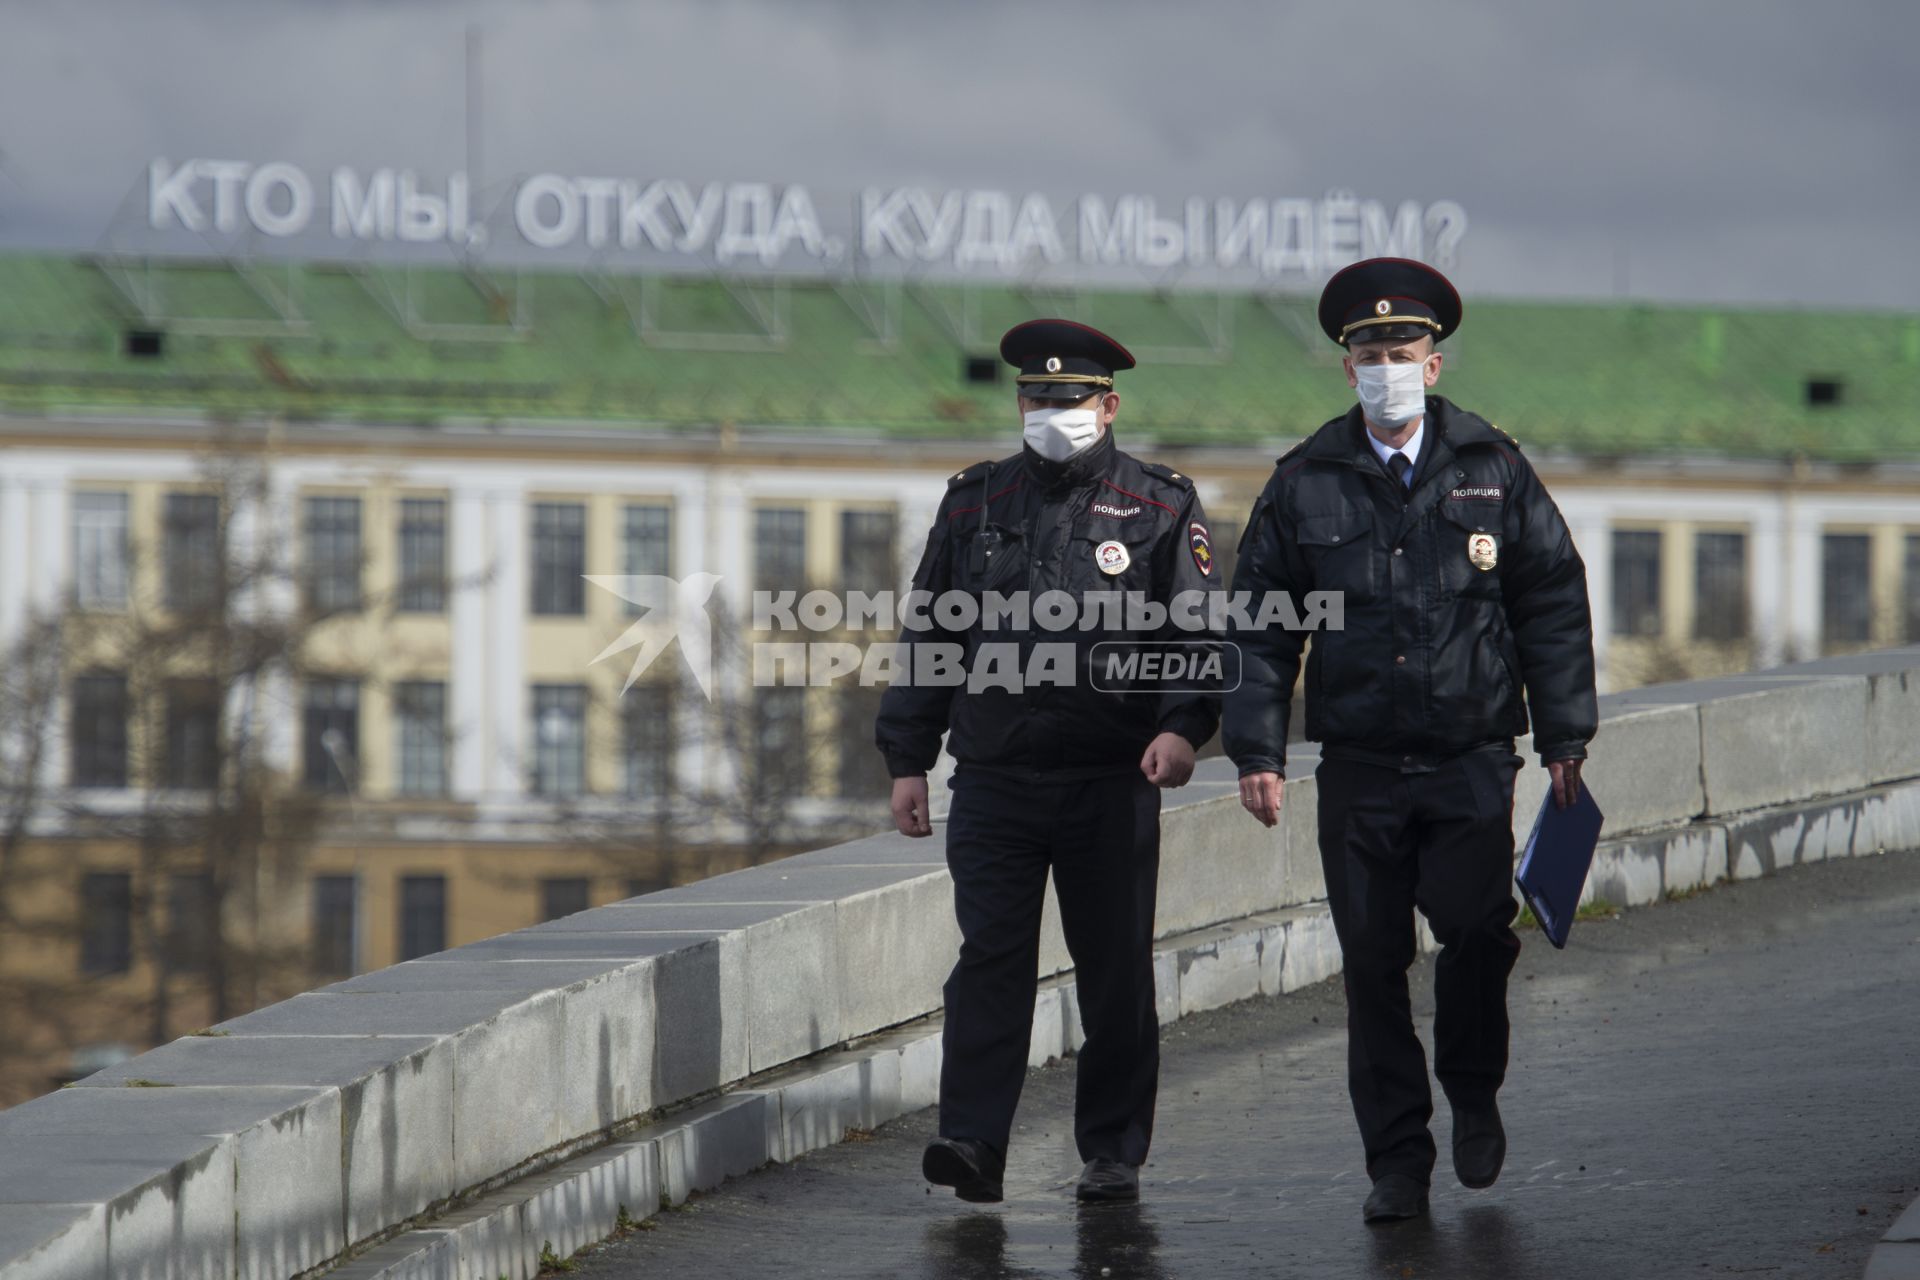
[1140,732,1196,789]
[1548,758,1584,810]
[890,776,934,838]
[1238,770,1284,828]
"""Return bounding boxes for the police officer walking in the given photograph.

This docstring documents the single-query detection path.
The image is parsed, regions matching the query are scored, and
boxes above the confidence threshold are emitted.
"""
[876,319,1221,1204]
[1224,259,1597,1224]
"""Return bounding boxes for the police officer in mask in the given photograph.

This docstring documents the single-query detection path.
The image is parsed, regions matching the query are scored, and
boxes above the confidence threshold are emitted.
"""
[876,319,1221,1205]
[1225,259,1597,1224]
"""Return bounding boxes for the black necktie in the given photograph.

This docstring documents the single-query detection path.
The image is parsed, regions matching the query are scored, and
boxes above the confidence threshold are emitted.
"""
[1388,451,1413,489]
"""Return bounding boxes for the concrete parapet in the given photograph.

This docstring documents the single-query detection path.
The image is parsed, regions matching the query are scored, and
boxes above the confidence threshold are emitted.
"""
[8,648,1920,1279]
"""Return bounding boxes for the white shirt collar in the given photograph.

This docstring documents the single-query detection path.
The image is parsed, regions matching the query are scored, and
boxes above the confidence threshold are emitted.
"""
[1365,419,1425,474]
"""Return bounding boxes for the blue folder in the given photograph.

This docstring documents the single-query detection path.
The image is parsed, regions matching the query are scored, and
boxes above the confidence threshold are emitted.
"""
[1514,781,1604,949]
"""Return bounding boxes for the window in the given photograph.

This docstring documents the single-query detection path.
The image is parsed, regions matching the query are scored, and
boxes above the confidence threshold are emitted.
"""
[302,678,360,794]
[398,875,446,961]
[1822,533,1872,648]
[623,684,673,800]
[622,504,672,616]
[79,872,132,975]
[162,679,220,789]
[1693,531,1749,642]
[531,684,588,797]
[836,684,889,799]
[72,492,129,610]
[839,509,897,598]
[303,496,362,613]
[163,492,222,611]
[70,673,129,788]
[531,502,587,615]
[165,873,215,975]
[541,877,590,922]
[1907,535,1920,644]
[754,508,807,597]
[312,875,358,978]
[394,681,448,798]
[398,498,448,613]
[1611,530,1662,638]
[752,685,808,798]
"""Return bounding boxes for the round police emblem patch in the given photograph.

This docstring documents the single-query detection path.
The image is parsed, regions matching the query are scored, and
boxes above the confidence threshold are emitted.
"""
[1375,299,1392,315]
[1045,356,1063,373]
[1095,539,1131,575]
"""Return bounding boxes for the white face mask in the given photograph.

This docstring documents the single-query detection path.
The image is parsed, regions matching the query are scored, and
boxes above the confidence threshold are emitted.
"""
[1353,362,1429,428]
[1022,405,1103,461]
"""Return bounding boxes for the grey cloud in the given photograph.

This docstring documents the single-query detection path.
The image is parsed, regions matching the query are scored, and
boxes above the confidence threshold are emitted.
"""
[0,0,1912,306]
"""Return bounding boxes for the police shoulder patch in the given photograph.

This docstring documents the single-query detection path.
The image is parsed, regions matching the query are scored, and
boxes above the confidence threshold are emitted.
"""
[1188,520,1214,577]
[1491,422,1521,449]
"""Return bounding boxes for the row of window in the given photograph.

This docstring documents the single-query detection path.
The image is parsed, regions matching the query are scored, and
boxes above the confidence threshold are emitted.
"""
[76,869,657,978]
[1611,529,1920,644]
[68,675,893,801]
[72,492,902,617]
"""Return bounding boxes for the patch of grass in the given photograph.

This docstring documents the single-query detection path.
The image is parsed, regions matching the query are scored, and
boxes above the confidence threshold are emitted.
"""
[610,1204,657,1236]
[122,1079,173,1088]
[537,1241,576,1274]
[1516,898,1620,931]
[188,1028,230,1037]
[844,1126,876,1143]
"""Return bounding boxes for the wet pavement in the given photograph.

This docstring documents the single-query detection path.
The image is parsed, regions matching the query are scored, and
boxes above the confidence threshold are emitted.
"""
[574,850,1920,1279]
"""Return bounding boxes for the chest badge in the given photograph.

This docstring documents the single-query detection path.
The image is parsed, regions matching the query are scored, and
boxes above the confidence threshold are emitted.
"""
[1095,539,1131,575]
[1467,532,1499,572]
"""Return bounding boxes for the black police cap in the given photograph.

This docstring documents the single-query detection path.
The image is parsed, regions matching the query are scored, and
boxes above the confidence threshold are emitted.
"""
[999,318,1136,402]
[1317,257,1463,347]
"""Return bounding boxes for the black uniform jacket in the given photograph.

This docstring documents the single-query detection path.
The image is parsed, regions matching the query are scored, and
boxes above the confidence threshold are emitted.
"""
[1223,396,1597,776]
[876,431,1222,779]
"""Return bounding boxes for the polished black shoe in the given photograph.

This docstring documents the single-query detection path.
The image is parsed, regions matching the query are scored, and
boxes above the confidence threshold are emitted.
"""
[922,1137,1005,1203]
[1362,1173,1430,1224]
[1074,1157,1140,1203]
[1451,1100,1507,1190]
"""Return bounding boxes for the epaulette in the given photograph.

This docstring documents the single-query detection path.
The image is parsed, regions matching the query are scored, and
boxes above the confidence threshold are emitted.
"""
[1136,459,1195,489]
[946,461,994,488]
[1490,422,1522,449]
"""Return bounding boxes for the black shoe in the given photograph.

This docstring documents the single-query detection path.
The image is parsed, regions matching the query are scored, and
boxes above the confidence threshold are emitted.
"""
[1451,1100,1506,1190]
[922,1137,1005,1204]
[1362,1173,1430,1224]
[1075,1157,1140,1203]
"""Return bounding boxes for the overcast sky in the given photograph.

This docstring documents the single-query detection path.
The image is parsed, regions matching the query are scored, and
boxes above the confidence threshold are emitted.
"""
[0,0,1914,308]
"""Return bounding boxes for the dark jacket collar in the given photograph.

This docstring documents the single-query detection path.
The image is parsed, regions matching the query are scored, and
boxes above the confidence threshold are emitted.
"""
[1022,427,1117,491]
[1302,395,1501,467]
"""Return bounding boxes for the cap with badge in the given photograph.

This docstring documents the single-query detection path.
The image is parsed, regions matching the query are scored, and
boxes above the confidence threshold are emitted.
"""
[1317,257,1463,348]
[999,318,1136,402]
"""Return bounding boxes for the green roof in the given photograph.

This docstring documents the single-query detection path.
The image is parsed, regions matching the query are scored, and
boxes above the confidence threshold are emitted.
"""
[0,252,1915,460]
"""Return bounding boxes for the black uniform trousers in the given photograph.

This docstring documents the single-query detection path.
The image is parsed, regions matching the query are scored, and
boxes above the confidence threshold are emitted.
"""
[938,764,1163,1166]
[1315,746,1524,1184]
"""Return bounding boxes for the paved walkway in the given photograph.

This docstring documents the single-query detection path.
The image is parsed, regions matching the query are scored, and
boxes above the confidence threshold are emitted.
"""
[575,850,1920,1279]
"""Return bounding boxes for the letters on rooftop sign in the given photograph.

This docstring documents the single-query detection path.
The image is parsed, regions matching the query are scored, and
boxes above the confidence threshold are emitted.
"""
[142,158,1466,280]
